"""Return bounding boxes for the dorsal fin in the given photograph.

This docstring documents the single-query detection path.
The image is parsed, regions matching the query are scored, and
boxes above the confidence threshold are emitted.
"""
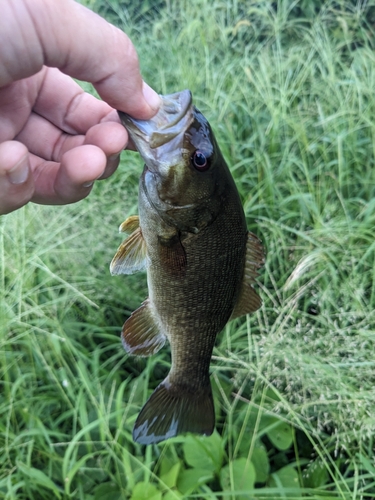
[119,215,140,234]
[230,231,265,320]
[110,223,148,275]
[122,299,166,356]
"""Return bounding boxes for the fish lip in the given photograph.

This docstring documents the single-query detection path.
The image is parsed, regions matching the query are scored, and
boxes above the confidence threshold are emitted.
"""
[118,89,193,151]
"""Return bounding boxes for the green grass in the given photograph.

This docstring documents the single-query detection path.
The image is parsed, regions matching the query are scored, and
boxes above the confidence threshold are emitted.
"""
[2,0,375,498]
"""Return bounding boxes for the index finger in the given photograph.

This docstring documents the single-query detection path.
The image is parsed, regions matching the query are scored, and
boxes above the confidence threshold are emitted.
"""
[1,0,160,118]
[33,67,118,135]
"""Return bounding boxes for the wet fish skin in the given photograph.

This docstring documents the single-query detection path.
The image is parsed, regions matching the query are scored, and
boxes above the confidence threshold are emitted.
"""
[111,90,264,445]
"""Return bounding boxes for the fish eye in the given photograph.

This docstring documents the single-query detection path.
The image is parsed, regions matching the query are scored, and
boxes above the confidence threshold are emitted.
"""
[192,150,210,171]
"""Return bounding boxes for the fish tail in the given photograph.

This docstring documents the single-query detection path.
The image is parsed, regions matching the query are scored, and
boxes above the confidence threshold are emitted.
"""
[133,377,215,445]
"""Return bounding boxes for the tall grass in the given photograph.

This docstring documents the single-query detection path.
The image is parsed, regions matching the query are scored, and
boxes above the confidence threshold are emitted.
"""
[1,0,375,498]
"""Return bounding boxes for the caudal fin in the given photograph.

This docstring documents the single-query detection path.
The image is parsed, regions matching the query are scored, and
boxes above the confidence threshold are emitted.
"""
[133,378,215,445]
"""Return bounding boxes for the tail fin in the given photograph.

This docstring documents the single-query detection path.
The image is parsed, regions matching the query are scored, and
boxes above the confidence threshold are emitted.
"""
[133,378,215,445]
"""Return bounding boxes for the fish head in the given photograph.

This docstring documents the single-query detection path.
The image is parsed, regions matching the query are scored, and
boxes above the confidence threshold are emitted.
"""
[119,90,226,231]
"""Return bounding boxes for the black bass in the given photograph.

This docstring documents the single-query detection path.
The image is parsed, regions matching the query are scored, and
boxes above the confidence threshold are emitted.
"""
[111,90,264,445]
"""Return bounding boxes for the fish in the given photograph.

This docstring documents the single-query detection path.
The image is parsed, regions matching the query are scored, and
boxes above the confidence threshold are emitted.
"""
[110,90,265,445]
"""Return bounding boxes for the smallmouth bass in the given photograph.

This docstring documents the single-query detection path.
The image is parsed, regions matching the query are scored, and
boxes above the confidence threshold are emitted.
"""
[111,90,264,445]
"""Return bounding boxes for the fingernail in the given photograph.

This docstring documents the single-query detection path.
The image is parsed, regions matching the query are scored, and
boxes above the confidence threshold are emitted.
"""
[142,82,161,111]
[108,153,120,161]
[8,155,29,184]
[106,153,120,170]
[82,168,106,188]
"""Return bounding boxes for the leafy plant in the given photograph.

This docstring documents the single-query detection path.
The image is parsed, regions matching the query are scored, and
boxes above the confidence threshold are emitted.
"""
[1,0,375,498]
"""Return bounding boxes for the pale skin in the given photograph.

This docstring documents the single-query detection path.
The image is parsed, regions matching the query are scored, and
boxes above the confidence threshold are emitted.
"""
[0,0,161,215]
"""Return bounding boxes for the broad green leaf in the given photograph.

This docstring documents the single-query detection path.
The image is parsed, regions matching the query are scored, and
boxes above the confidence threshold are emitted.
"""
[17,463,62,499]
[183,431,223,472]
[357,452,375,475]
[265,387,282,402]
[93,482,122,500]
[302,460,329,488]
[130,482,162,500]
[159,455,174,477]
[177,468,214,495]
[160,461,181,489]
[251,444,270,483]
[269,466,300,497]
[266,419,293,451]
[220,458,255,499]
[158,453,180,477]
[163,491,183,500]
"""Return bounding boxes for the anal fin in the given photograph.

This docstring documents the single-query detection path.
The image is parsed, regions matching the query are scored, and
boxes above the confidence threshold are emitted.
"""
[122,299,166,357]
[133,378,214,445]
[230,231,265,320]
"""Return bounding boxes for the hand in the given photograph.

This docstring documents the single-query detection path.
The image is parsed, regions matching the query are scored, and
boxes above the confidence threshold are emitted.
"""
[0,0,160,215]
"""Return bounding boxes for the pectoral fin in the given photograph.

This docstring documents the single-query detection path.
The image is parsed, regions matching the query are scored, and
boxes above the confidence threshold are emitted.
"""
[230,231,265,320]
[110,225,148,275]
[158,233,187,278]
[122,299,166,356]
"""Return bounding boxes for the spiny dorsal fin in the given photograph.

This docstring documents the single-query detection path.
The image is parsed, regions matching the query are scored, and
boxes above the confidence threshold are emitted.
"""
[119,215,139,234]
[133,377,214,444]
[230,231,265,320]
[122,299,166,357]
[110,226,147,275]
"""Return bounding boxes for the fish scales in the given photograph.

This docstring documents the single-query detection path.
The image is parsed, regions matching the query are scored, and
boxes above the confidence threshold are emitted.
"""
[110,90,265,445]
[147,199,246,385]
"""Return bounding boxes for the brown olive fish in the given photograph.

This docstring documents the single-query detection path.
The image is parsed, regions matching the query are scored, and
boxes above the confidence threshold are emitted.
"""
[111,90,264,445]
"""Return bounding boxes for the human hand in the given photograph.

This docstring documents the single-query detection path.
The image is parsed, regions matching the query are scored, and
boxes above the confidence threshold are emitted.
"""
[0,0,160,215]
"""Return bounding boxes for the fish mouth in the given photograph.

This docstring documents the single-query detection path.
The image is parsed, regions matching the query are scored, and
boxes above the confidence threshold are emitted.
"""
[118,90,193,152]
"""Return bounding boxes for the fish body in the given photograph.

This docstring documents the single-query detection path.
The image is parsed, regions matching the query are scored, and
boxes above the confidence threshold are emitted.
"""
[111,90,264,445]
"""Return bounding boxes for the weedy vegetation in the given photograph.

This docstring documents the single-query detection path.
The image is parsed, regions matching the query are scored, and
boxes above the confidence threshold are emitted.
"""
[1,0,375,498]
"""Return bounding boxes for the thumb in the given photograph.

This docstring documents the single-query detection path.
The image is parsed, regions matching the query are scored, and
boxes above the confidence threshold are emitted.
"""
[0,141,34,215]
